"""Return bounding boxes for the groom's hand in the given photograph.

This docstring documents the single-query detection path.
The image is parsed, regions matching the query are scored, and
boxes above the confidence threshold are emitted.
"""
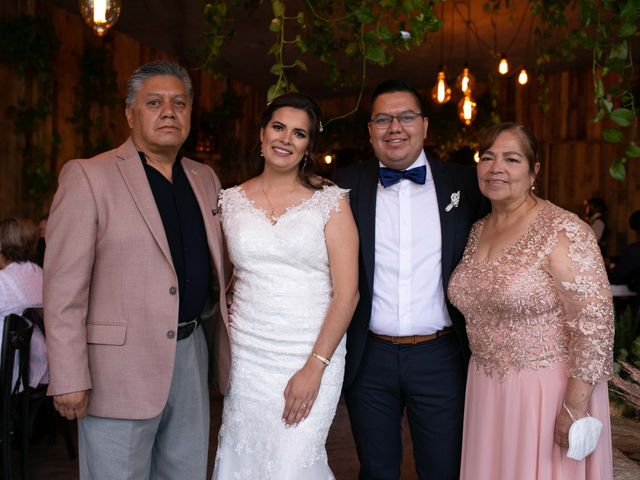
[54,389,90,420]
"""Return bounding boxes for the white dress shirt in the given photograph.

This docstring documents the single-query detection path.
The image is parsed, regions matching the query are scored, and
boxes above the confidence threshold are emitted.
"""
[370,152,452,336]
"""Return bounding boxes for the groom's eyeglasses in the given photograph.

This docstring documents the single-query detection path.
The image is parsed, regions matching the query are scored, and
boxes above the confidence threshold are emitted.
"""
[370,111,422,129]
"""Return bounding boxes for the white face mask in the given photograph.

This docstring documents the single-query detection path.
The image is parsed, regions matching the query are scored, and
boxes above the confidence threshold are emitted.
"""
[564,404,603,461]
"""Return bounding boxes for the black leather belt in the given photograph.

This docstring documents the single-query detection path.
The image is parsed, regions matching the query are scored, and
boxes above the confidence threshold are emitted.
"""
[177,317,201,341]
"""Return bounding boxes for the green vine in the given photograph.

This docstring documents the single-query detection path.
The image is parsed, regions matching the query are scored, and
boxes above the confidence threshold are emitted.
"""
[203,0,443,112]
[69,44,120,157]
[526,0,639,180]
[0,14,59,209]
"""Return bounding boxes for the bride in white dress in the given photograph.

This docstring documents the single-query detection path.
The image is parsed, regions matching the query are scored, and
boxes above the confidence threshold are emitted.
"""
[213,93,359,479]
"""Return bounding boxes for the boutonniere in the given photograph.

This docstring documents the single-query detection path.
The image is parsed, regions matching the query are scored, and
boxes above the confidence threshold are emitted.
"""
[445,191,460,212]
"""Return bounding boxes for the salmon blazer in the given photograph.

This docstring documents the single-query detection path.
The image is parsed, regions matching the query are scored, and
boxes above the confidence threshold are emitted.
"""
[44,138,231,419]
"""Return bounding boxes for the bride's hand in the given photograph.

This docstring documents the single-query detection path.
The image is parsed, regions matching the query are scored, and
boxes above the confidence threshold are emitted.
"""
[282,359,325,427]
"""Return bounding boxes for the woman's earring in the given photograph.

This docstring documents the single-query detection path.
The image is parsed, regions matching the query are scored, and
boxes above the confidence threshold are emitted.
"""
[530,184,535,191]
[260,146,264,158]
[302,154,308,170]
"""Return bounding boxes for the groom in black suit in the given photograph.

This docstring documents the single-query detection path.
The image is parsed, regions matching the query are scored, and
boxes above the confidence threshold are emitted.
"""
[334,80,486,479]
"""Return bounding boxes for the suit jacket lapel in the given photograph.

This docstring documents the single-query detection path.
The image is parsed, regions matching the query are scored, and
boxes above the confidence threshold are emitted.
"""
[182,159,224,286]
[358,161,378,294]
[427,155,456,280]
[116,138,173,267]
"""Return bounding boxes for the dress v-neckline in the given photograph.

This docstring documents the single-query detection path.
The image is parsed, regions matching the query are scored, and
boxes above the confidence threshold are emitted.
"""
[471,201,549,264]
[234,185,323,226]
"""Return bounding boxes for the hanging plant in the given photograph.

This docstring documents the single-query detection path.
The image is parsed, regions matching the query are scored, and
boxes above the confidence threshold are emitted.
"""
[69,44,120,156]
[203,0,443,118]
[0,14,60,209]
[526,0,639,180]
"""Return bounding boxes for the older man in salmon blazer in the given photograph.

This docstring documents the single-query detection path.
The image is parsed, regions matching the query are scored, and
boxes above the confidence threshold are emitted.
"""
[44,61,230,479]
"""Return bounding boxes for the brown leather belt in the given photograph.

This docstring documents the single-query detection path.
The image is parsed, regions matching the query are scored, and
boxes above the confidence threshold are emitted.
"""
[368,326,454,345]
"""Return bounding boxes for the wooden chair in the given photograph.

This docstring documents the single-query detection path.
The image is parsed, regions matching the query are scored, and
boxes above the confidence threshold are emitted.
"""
[20,308,77,462]
[0,313,34,480]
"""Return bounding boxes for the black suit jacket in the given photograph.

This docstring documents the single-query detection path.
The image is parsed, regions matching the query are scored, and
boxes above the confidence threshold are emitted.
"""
[334,154,488,389]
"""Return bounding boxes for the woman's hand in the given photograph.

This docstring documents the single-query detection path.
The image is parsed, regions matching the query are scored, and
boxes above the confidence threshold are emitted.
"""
[281,358,325,427]
[554,405,577,448]
[554,379,591,449]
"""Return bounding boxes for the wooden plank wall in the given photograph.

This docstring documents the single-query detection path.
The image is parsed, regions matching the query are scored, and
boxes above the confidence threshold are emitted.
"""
[1,2,639,257]
[498,71,640,257]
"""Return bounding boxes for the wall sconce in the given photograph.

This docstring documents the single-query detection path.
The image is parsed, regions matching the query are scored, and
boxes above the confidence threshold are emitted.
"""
[323,154,333,165]
[79,0,121,37]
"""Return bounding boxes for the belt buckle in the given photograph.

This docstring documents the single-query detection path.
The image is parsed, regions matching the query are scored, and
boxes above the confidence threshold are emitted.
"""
[177,317,199,340]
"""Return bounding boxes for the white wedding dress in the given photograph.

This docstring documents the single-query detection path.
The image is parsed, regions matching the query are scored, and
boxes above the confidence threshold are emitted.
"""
[213,185,348,480]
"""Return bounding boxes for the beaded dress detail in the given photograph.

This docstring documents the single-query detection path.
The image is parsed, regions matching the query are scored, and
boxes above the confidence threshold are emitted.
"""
[213,185,348,480]
[448,201,614,480]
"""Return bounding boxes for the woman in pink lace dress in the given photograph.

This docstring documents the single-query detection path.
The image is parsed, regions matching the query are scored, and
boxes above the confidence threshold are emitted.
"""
[448,123,614,480]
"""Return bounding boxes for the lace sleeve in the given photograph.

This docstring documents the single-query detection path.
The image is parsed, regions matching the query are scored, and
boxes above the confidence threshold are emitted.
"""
[547,216,614,384]
[317,186,350,225]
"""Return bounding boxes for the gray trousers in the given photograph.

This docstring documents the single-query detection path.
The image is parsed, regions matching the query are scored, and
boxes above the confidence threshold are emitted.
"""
[78,327,210,480]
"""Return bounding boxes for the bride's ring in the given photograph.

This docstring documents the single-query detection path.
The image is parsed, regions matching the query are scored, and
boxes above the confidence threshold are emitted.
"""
[301,403,307,408]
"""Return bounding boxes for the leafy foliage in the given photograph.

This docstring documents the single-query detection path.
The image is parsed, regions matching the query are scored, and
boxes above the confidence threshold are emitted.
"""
[0,15,59,209]
[527,0,639,180]
[69,45,120,156]
[203,0,444,107]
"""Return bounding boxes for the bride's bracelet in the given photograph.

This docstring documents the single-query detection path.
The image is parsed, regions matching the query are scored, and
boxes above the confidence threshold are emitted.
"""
[311,352,330,367]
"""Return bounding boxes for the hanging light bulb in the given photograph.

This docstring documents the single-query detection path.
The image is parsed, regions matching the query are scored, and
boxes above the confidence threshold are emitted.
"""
[79,0,121,37]
[431,67,452,105]
[456,64,476,96]
[498,54,509,75]
[457,93,477,126]
[518,68,529,85]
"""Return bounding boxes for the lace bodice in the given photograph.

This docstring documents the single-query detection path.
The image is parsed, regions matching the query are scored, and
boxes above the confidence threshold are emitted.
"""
[214,184,348,479]
[448,201,614,384]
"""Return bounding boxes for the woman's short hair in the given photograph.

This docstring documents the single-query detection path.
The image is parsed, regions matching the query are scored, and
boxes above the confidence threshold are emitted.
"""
[0,217,39,263]
[255,92,324,189]
[479,122,540,175]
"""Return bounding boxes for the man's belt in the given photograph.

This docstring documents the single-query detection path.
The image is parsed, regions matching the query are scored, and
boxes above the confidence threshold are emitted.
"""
[368,326,454,345]
[177,317,201,341]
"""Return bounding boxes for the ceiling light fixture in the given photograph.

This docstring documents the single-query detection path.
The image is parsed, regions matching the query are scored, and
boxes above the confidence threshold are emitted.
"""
[431,3,451,105]
[79,0,121,37]
[458,93,477,126]
[498,54,509,75]
[432,67,452,104]
[518,68,529,85]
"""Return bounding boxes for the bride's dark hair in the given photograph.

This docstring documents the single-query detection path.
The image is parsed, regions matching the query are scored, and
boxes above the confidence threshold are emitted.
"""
[253,92,326,189]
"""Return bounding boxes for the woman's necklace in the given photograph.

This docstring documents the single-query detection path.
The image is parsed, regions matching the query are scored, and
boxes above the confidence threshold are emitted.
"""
[260,177,297,225]
[261,183,278,224]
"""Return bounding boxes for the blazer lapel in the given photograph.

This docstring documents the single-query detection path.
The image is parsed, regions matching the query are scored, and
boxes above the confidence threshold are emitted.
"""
[428,155,456,279]
[182,160,224,285]
[358,161,378,294]
[116,138,173,267]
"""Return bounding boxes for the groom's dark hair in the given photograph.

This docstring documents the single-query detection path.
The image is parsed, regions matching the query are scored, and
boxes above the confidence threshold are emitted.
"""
[370,79,426,115]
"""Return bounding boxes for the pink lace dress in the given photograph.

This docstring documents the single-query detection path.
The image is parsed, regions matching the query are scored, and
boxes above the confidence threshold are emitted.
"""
[448,201,614,480]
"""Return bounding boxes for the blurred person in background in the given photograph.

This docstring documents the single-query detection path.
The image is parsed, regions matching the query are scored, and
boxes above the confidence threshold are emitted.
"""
[0,217,48,388]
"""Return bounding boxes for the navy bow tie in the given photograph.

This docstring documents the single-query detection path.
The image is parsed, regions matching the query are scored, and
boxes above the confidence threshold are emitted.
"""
[379,165,426,188]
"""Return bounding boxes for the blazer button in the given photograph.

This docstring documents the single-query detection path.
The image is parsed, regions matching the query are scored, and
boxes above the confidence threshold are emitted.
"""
[169,286,177,295]
[167,330,176,339]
